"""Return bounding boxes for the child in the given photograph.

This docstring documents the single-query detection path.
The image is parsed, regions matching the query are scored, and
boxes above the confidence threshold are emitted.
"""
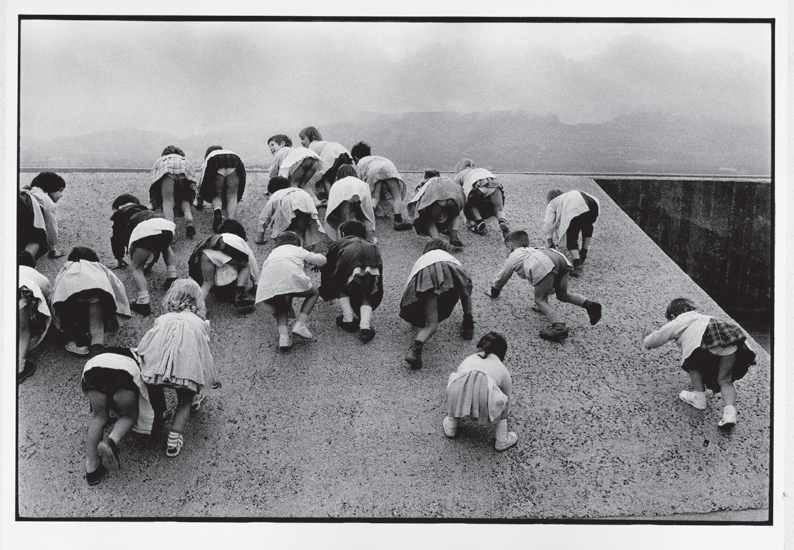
[542,189,600,277]
[51,247,131,356]
[255,175,326,249]
[350,141,412,232]
[267,134,325,207]
[486,230,601,343]
[149,145,199,237]
[18,251,52,383]
[324,164,377,242]
[81,347,155,485]
[442,331,518,452]
[319,220,383,343]
[197,145,247,233]
[188,219,259,308]
[255,231,327,352]
[18,190,48,262]
[399,239,474,369]
[299,126,354,199]
[110,194,178,316]
[406,170,467,247]
[453,159,510,238]
[137,279,219,457]
[642,298,757,429]
[20,171,67,259]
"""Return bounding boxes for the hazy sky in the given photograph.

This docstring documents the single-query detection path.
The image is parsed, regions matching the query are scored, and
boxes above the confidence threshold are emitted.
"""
[19,19,771,141]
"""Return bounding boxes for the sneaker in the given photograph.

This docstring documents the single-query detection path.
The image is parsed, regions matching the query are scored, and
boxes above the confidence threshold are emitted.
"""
[166,433,184,458]
[585,302,602,325]
[292,322,313,339]
[195,198,205,210]
[449,235,464,248]
[191,392,205,412]
[278,333,293,352]
[18,360,37,384]
[498,220,510,237]
[359,327,376,343]
[718,408,737,429]
[442,416,458,438]
[571,264,584,278]
[97,438,120,472]
[86,463,107,486]
[185,223,196,238]
[470,220,487,235]
[163,277,177,291]
[679,390,707,410]
[495,432,518,452]
[336,315,359,333]
[393,221,413,231]
[539,325,568,342]
[65,341,90,356]
[129,299,152,316]
[405,341,423,370]
[212,212,223,233]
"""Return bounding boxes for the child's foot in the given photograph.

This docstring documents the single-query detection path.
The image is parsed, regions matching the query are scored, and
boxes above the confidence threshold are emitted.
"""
[212,211,223,233]
[254,232,267,245]
[461,313,474,340]
[539,324,568,342]
[65,341,90,356]
[163,277,178,291]
[449,234,464,248]
[679,390,707,410]
[18,360,37,384]
[393,220,413,231]
[585,301,602,325]
[498,219,510,238]
[336,315,359,333]
[97,438,120,472]
[718,406,737,429]
[442,416,458,438]
[469,220,487,235]
[85,463,107,486]
[129,298,152,316]
[166,432,184,458]
[185,222,196,238]
[291,321,313,339]
[278,333,293,352]
[571,261,584,278]
[405,341,424,370]
[359,327,376,343]
[234,286,255,308]
[495,432,519,452]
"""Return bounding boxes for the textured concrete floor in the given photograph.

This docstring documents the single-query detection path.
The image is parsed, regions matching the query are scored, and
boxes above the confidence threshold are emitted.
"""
[16,171,770,519]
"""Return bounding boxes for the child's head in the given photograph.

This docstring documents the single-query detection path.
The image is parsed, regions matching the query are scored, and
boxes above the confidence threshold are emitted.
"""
[111,193,141,211]
[339,220,367,239]
[267,134,292,155]
[454,158,474,175]
[335,164,357,181]
[423,169,441,179]
[299,126,322,147]
[350,142,371,162]
[205,145,223,159]
[161,145,185,157]
[67,246,99,262]
[218,218,247,240]
[503,230,530,251]
[546,189,564,204]
[665,298,698,321]
[19,250,36,268]
[30,171,66,202]
[423,238,452,255]
[274,231,302,248]
[267,175,291,194]
[163,278,207,319]
[476,331,508,361]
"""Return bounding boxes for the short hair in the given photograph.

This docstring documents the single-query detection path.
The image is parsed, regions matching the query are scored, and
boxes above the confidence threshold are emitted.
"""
[268,134,292,148]
[267,176,291,194]
[218,219,246,240]
[504,230,530,248]
[476,331,508,361]
[274,231,302,248]
[350,142,371,161]
[18,250,36,268]
[205,145,223,158]
[335,164,357,180]
[546,189,564,204]
[666,298,698,320]
[67,246,99,262]
[299,126,323,142]
[339,220,367,239]
[112,193,141,210]
[30,171,66,193]
[423,169,441,179]
[161,145,185,157]
[423,238,452,254]
[454,158,475,175]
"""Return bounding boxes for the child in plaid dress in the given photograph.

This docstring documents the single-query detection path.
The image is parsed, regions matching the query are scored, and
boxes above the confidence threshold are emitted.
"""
[643,298,757,429]
[149,145,199,237]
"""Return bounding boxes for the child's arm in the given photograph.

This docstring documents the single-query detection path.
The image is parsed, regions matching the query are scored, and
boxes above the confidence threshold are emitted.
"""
[258,198,275,230]
[110,217,129,268]
[642,319,679,350]
[42,198,64,258]
[486,257,518,297]
[541,203,556,248]
[304,251,328,268]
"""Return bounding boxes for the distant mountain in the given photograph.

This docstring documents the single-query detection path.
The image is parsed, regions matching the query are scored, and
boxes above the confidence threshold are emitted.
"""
[20,111,771,176]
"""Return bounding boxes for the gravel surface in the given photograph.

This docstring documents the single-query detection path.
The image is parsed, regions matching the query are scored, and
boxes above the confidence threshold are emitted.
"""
[17,171,770,519]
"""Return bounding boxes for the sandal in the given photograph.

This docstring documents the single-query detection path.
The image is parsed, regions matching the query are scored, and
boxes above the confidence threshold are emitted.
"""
[166,433,184,458]
[98,438,120,472]
[191,392,205,412]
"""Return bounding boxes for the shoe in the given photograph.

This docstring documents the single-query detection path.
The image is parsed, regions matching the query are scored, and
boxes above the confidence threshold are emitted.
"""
[86,463,107,486]
[461,314,474,340]
[571,263,584,278]
[88,343,105,358]
[292,322,313,339]
[191,392,205,412]
[234,286,255,308]
[442,416,458,438]
[580,249,588,264]
[163,277,177,291]
[212,212,223,233]
[498,219,510,237]
[495,432,519,452]
[539,324,568,342]
[185,223,196,238]
[65,341,90,356]
[469,220,487,235]
[278,333,293,352]
[195,198,205,210]
[98,438,120,472]
[129,299,152,316]
[359,328,376,343]
[585,301,602,325]
[718,407,737,429]
[679,390,707,410]
[336,315,359,333]
[449,234,464,248]
[393,221,413,231]
[314,198,328,208]
[18,361,37,384]
[166,433,184,458]
[405,341,424,370]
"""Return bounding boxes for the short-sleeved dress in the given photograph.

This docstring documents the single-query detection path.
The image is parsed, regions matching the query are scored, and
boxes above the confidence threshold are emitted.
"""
[137,310,218,394]
[188,233,260,288]
[324,175,376,239]
[197,149,247,205]
[355,155,407,201]
[258,187,326,248]
[319,236,383,313]
[446,352,512,423]
[406,176,467,236]
[453,166,505,221]
[254,244,327,305]
[279,147,323,180]
[149,154,198,216]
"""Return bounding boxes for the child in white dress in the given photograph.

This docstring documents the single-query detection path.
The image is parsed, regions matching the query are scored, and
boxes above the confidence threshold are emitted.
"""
[255,231,327,352]
[267,134,324,207]
[255,176,326,249]
[453,159,510,238]
[18,251,52,383]
[299,126,353,200]
[324,164,376,242]
[350,141,412,231]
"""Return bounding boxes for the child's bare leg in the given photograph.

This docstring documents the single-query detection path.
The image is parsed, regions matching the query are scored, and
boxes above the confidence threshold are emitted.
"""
[416,293,439,343]
[687,369,706,392]
[449,212,463,247]
[556,271,601,325]
[199,253,217,298]
[109,389,139,444]
[85,390,109,470]
[716,353,737,407]
[235,264,250,287]
[225,171,240,220]
[370,181,382,210]
[170,388,194,435]
[534,275,563,325]
[294,286,320,323]
[129,247,152,302]
[490,189,510,235]
[86,299,105,348]
[181,199,194,224]
[25,242,41,259]
[426,221,440,238]
[680,368,708,410]
[18,308,31,373]
[384,178,408,218]
[160,175,177,223]
[469,205,483,222]
[338,201,352,224]
[287,212,312,244]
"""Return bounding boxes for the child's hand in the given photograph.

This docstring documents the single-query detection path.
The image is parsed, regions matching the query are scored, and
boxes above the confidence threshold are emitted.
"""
[641,329,652,341]
[211,382,222,390]
[47,248,66,259]
[311,265,322,273]
[110,258,129,270]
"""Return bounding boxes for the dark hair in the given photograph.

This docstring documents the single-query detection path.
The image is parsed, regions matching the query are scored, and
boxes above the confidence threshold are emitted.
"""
[30,171,66,193]
[423,238,452,254]
[267,176,291,194]
[218,219,247,240]
[112,193,141,210]
[67,246,99,262]
[350,142,371,161]
[423,169,441,179]
[476,331,508,361]
[274,231,302,248]
[546,189,564,204]
[299,126,322,142]
[665,298,697,320]
[268,134,292,147]
[504,230,530,249]
[18,250,36,268]
[335,164,357,180]
[205,145,223,159]
[161,145,185,157]
[339,220,367,239]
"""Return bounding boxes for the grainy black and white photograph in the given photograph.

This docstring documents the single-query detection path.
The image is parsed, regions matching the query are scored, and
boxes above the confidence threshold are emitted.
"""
[4,0,786,548]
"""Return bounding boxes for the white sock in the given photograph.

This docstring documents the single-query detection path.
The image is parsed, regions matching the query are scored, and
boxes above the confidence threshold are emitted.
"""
[137,291,150,304]
[278,325,289,337]
[339,297,354,322]
[296,312,308,325]
[359,305,373,329]
[86,457,101,472]
[165,266,177,278]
